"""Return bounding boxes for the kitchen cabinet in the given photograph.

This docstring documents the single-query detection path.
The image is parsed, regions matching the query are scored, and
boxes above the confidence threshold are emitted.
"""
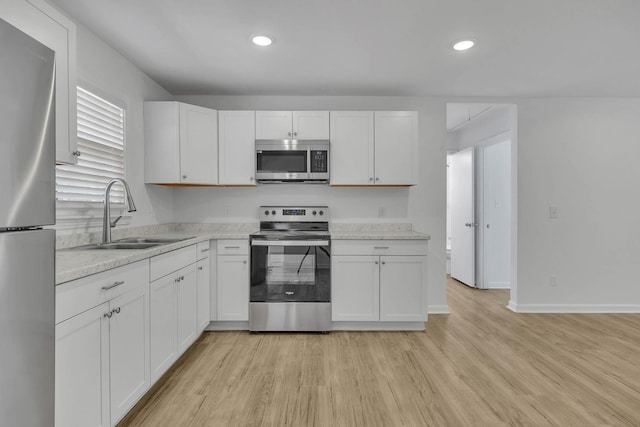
[2,0,78,164]
[197,241,212,332]
[330,111,418,186]
[217,239,249,321]
[55,260,150,427]
[256,111,329,140]
[331,241,426,323]
[149,245,198,383]
[144,101,218,185]
[218,110,256,185]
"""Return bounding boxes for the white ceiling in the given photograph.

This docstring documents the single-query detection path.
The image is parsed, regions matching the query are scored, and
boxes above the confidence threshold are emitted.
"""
[50,0,640,97]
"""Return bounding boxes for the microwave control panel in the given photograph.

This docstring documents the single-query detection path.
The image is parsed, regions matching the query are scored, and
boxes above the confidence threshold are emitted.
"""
[311,150,328,173]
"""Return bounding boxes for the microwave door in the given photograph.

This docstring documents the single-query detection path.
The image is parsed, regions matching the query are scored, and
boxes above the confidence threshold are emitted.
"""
[256,149,309,181]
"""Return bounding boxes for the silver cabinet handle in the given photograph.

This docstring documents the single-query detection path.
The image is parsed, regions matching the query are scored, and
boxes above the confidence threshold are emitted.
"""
[374,246,389,250]
[201,248,210,253]
[113,307,121,315]
[381,261,386,265]
[243,260,247,264]
[465,223,478,227]
[182,174,187,179]
[102,281,125,291]
[293,131,297,137]
[225,246,240,249]
[250,177,254,182]
[369,177,373,182]
[198,266,203,271]
[288,131,292,137]
[375,177,380,181]
[104,311,113,318]
[374,261,379,265]
[72,150,81,157]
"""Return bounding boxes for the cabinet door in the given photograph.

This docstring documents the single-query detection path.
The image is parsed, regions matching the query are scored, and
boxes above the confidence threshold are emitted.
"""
[374,111,418,185]
[332,255,380,321]
[177,266,198,354]
[293,111,329,139]
[255,111,292,139]
[329,111,374,185]
[1,0,78,164]
[197,258,211,332]
[108,286,150,425]
[217,255,249,321]
[56,303,110,427]
[179,103,218,184]
[218,110,256,185]
[149,274,177,383]
[379,256,425,322]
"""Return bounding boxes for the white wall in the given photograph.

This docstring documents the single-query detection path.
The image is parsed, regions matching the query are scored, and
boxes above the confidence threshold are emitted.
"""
[176,95,449,314]
[56,21,174,234]
[515,98,640,312]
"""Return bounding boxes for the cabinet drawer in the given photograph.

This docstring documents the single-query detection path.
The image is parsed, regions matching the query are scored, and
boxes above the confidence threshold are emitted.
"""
[331,240,428,256]
[56,260,149,324]
[197,241,210,260]
[150,245,197,282]
[217,239,248,255]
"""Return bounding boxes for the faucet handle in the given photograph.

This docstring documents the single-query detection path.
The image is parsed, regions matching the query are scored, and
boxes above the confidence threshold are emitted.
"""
[110,215,123,228]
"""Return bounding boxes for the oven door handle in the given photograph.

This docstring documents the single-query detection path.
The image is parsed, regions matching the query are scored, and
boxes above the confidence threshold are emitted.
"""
[251,240,330,247]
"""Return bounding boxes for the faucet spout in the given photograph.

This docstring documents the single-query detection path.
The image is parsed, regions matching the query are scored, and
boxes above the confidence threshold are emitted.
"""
[102,178,137,244]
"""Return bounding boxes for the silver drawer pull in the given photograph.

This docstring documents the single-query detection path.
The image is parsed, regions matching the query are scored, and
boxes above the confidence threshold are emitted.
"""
[198,266,203,271]
[225,246,240,249]
[201,248,210,252]
[374,246,390,250]
[102,281,125,291]
[104,311,113,318]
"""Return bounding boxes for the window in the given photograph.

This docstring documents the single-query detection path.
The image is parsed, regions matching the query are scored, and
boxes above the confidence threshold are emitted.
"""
[56,87,126,223]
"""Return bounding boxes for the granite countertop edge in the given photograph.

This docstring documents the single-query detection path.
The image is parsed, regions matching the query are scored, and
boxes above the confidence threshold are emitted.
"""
[57,228,431,285]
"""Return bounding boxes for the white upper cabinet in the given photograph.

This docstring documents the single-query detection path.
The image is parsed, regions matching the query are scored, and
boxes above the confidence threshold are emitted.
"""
[218,110,256,185]
[256,111,329,140]
[330,111,375,185]
[2,0,78,164]
[374,111,418,185]
[330,111,418,186]
[144,101,218,185]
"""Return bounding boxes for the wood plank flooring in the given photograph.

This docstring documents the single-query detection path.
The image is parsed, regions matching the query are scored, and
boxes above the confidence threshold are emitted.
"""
[119,278,640,426]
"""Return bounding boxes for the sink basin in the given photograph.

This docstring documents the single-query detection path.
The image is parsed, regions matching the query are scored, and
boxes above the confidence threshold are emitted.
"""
[113,236,194,244]
[69,242,164,250]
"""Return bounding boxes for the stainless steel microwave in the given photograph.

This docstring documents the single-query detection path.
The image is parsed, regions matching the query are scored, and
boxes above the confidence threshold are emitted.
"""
[255,139,330,183]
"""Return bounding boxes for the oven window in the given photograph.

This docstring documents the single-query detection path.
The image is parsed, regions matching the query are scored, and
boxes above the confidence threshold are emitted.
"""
[251,244,330,302]
[257,151,307,172]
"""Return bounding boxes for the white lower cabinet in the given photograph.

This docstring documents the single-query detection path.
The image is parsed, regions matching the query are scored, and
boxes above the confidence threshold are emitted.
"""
[55,260,150,427]
[216,239,249,321]
[331,241,427,324]
[177,267,198,354]
[149,272,178,382]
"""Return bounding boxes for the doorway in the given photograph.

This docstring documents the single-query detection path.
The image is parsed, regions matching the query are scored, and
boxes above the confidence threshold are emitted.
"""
[446,104,517,296]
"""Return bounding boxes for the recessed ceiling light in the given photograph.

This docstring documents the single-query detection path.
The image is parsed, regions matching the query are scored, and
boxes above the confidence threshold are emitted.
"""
[452,40,475,51]
[252,35,273,47]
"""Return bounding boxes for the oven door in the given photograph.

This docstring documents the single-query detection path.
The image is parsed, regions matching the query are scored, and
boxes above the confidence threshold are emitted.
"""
[250,239,330,302]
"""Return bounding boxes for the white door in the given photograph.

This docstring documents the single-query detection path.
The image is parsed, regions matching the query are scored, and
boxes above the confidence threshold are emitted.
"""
[217,255,249,321]
[179,103,218,184]
[292,111,329,139]
[218,110,256,185]
[196,257,211,332]
[177,266,198,354]
[450,147,476,287]
[149,275,178,383]
[55,303,110,427]
[331,255,380,321]
[330,111,374,185]
[379,256,425,322]
[255,111,292,139]
[108,286,150,425]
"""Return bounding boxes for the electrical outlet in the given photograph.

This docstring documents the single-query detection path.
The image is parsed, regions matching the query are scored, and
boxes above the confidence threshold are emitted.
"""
[549,206,559,219]
[549,275,557,287]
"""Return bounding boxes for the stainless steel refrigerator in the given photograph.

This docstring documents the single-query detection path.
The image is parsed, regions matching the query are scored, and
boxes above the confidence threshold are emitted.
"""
[0,17,56,427]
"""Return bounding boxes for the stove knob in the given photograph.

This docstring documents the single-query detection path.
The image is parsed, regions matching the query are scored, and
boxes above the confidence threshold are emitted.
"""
[264,210,269,216]
[312,210,317,216]
[271,210,276,215]
[319,210,324,216]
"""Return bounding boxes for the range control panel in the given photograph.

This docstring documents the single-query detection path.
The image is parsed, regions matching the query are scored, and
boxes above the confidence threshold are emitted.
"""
[259,206,329,222]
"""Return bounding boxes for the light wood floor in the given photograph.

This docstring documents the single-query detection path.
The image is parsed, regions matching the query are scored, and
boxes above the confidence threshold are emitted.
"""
[119,278,640,426]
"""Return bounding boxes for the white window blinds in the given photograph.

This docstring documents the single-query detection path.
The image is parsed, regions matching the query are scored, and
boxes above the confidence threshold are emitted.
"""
[56,87,126,220]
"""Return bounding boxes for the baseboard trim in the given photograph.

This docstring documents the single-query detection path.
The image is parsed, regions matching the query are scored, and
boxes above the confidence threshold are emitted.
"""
[486,281,510,289]
[332,321,425,331]
[206,321,249,330]
[428,305,451,314]
[507,303,640,313]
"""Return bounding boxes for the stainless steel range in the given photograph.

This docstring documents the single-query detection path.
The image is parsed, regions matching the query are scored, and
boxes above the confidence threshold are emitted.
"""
[250,206,331,332]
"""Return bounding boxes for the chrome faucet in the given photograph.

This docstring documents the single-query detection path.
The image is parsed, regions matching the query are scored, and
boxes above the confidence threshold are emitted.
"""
[102,178,137,244]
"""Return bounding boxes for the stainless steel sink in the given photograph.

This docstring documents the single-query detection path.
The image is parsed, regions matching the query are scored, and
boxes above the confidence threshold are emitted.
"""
[69,242,164,250]
[113,236,193,244]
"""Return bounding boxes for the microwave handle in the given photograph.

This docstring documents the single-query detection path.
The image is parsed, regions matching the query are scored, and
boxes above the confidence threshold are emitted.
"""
[307,147,311,178]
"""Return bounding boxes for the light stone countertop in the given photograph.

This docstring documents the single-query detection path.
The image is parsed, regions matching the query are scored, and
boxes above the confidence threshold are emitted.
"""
[56,222,429,285]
